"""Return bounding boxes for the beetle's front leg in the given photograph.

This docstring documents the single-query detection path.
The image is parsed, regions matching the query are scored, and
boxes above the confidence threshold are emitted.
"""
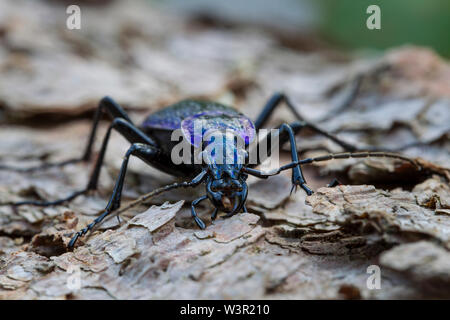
[191,195,207,229]
[211,208,219,221]
[277,123,313,195]
[245,122,313,195]
[68,143,159,248]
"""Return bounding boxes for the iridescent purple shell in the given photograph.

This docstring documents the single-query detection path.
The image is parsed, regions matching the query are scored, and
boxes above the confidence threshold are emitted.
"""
[181,111,255,148]
[141,100,255,148]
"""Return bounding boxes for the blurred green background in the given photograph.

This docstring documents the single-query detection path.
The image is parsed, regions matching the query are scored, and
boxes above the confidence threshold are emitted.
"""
[162,0,450,57]
[318,0,450,57]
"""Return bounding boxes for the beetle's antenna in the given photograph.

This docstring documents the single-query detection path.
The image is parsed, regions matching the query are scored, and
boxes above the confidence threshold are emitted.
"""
[298,151,421,169]
[110,169,208,218]
[109,181,195,218]
[244,151,421,179]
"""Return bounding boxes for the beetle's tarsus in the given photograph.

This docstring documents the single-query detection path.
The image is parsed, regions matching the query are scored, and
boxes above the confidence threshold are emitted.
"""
[291,165,313,196]
[223,211,235,219]
[191,195,208,229]
[327,178,341,188]
[211,208,218,221]
[68,213,108,248]
[290,184,297,195]
[68,234,79,249]
[290,180,313,196]
[195,217,206,229]
[301,183,313,196]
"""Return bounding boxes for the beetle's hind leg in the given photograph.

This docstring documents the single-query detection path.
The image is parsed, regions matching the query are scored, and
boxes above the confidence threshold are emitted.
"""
[0,96,134,173]
[1,117,158,207]
[254,91,419,153]
[68,143,160,248]
[254,92,360,152]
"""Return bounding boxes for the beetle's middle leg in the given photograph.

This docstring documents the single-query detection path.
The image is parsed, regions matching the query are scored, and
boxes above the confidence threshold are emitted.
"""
[248,122,313,195]
[1,118,158,206]
[0,96,133,172]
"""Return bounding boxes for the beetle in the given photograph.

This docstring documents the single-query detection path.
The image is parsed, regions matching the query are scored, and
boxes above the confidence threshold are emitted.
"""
[0,93,417,248]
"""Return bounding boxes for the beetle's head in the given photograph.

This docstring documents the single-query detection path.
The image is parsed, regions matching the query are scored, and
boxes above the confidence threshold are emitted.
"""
[205,164,248,215]
[200,130,248,215]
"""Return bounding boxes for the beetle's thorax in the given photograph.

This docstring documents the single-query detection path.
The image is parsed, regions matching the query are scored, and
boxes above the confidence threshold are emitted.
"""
[200,130,247,167]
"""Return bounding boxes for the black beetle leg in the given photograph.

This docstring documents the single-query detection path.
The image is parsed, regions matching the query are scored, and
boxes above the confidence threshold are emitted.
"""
[69,210,111,248]
[327,178,341,187]
[1,117,157,207]
[280,123,313,195]
[191,195,207,230]
[211,208,218,221]
[0,96,134,173]
[253,91,415,153]
[246,121,315,195]
[68,143,159,248]
[81,96,135,161]
[85,117,156,191]
[253,92,358,151]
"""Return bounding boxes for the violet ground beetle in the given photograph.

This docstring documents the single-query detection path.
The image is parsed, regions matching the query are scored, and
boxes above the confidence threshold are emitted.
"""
[0,92,419,248]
